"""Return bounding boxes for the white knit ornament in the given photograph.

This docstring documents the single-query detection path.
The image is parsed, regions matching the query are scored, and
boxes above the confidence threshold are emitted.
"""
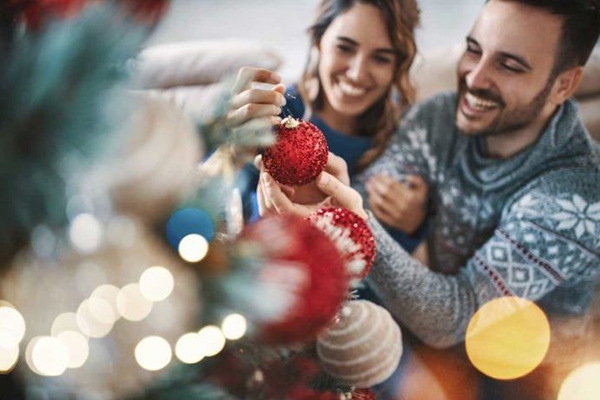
[316,300,403,388]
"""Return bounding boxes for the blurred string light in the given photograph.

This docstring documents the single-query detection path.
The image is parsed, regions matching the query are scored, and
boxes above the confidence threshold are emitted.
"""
[175,333,205,364]
[135,336,172,371]
[0,330,19,373]
[29,336,69,377]
[221,314,247,340]
[91,284,120,322]
[178,234,209,263]
[166,208,215,250]
[139,266,174,302]
[52,312,91,338]
[465,296,550,380]
[558,362,600,400]
[56,331,89,369]
[0,305,26,345]
[198,326,226,357]
[77,299,114,338]
[116,283,153,321]
[69,213,104,254]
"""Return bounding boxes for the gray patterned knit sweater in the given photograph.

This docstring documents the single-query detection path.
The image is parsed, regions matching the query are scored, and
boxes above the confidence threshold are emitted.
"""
[355,92,600,349]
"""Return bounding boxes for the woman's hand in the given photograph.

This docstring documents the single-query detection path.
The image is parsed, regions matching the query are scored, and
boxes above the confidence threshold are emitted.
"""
[256,153,366,220]
[365,174,427,234]
[227,67,287,130]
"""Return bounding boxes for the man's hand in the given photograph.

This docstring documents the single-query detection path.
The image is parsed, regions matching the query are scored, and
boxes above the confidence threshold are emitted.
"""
[366,174,427,234]
[256,153,366,219]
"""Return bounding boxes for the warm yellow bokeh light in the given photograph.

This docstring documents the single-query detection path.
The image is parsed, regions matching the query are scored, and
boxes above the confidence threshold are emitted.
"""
[178,234,209,263]
[56,331,89,369]
[77,299,114,338]
[175,332,205,364]
[135,336,172,371]
[116,284,153,321]
[0,306,26,345]
[558,362,600,400]
[30,336,69,377]
[52,312,91,338]
[198,326,226,357]
[221,314,247,340]
[139,266,175,302]
[465,296,550,380]
[0,330,19,373]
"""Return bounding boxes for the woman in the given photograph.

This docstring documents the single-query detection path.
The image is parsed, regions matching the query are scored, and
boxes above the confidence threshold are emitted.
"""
[229,0,428,252]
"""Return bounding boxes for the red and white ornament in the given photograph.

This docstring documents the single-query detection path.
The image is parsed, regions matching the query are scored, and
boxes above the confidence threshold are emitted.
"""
[239,214,350,345]
[308,208,375,284]
[317,300,403,388]
[263,117,329,186]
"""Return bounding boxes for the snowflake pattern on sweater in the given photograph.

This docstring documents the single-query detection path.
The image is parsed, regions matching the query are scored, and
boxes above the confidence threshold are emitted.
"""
[354,92,600,348]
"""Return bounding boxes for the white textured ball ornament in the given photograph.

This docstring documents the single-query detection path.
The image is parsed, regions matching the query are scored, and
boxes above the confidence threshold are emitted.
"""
[316,300,403,388]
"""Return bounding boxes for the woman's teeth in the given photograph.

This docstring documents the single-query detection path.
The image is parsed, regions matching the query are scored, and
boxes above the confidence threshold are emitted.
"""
[466,92,500,111]
[338,81,366,97]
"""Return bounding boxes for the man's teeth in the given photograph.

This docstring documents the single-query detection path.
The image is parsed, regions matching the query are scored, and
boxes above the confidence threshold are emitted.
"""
[339,81,366,97]
[465,92,499,111]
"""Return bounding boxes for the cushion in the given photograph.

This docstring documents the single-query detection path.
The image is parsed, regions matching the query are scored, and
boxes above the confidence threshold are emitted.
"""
[135,40,282,89]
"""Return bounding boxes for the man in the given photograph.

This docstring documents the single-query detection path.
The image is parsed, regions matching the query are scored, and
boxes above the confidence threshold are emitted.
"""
[258,0,600,398]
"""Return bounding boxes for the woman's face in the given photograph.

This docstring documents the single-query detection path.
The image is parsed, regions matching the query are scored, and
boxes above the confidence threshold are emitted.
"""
[318,2,397,118]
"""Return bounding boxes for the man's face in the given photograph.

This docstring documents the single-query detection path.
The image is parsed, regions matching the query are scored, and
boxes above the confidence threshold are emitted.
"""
[455,0,563,137]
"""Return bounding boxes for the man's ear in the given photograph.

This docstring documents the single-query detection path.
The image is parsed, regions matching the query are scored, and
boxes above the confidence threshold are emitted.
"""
[550,66,583,105]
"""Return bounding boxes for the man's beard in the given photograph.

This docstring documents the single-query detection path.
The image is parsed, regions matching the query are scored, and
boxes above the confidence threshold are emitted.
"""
[456,76,554,137]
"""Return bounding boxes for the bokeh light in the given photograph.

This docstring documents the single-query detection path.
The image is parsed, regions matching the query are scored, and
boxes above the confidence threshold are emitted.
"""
[0,330,19,373]
[0,306,26,345]
[88,297,117,325]
[139,266,174,302]
[116,284,153,321]
[135,336,172,371]
[221,314,247,340]
[558,362,600,400]
[56,331,89,369]
[52,312,91,338]
[69,213,103,254]
[77,299,114,338]
[178,234,209,263]
[30,336,69,376]
[91,284,120,322]
[198,326,226,357]
[166,208,214,250]
[175,332,205,364]
[465,296,550,380]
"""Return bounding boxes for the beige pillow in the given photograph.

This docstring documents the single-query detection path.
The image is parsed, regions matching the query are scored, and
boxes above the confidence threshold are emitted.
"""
[576,47,600,99]
[135,40,282,89]
[412,44,600,101]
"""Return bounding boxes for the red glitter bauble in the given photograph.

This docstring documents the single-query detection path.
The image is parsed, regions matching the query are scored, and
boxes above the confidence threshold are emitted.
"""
[240,214,349,345]
[353,389,376,400]
[308,208,376,281]
[263,117,329,186]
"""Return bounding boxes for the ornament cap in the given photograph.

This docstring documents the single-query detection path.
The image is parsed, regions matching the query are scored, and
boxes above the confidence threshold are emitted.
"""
[282,116,300,129]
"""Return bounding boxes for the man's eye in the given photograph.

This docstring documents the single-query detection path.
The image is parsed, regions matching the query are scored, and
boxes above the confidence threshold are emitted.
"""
[501,63,524,73]
[467,46,482,56]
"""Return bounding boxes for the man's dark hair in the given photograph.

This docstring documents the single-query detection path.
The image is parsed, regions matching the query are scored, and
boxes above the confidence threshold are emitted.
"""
[498,0,600,73]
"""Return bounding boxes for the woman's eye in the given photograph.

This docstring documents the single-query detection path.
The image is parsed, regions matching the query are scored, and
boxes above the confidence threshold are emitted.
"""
[373,55,392,64]
[337,44,353,54]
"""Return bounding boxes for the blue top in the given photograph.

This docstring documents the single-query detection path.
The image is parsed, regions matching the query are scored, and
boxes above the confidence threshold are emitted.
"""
[237,85,426,253]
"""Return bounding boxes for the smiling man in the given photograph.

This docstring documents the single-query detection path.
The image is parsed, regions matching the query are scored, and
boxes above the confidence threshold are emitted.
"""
[259,0,600,398]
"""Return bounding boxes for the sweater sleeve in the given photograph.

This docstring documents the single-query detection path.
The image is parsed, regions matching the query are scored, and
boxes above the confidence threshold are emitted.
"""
[365,188,600,349]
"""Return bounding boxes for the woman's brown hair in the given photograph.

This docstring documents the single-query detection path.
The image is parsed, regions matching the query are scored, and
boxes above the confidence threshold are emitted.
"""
[299,0,420,172]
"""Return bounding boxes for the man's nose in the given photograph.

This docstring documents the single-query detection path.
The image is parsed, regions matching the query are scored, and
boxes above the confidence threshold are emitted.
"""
[465,60,493,91]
